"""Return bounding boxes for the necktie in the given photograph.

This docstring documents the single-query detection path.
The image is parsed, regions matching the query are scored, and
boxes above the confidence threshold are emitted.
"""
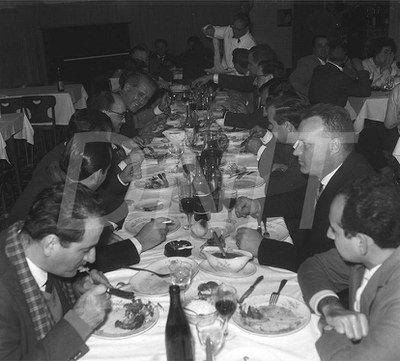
[237,38,241,44]
[45,274,53,294]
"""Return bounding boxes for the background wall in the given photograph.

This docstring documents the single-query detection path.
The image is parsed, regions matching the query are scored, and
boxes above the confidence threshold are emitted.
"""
[0,0,293,88]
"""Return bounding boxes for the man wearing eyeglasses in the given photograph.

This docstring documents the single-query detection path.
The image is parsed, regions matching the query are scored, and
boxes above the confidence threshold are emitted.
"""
[234,103,374,272]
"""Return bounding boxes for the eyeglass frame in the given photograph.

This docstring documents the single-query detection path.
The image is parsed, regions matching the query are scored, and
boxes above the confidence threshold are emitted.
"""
[106,109,128,120]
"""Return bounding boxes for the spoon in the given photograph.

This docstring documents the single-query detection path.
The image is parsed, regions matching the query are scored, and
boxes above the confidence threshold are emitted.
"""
[213,231,226,258]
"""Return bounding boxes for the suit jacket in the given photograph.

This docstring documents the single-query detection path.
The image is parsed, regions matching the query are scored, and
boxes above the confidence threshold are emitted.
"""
[289,55,323,98]
[120,107,156,138]
[0,226,88,361]
[258,139,307,196]
[218,74,256,93]
[224,108,266,129]
[257,152,374,271]
[298,247,400,361]
[149,54,174,82]
[309,62,371,107]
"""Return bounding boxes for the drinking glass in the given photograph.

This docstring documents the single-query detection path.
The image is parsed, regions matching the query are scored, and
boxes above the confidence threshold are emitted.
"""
[178,179,194,230]
[212,284,237,333]
[168,142,184,173]
[196,317,225,360]
[169,260,193,300]
[191,132,205,155]
[181,153,196,180]
[222,188,237,223]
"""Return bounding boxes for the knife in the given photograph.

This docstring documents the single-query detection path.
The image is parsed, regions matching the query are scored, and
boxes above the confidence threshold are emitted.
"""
[106,287,135,299]
[238,275,264,304]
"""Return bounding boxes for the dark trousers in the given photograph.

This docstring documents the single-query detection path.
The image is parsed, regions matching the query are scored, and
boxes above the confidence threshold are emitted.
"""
[356,125,399,170]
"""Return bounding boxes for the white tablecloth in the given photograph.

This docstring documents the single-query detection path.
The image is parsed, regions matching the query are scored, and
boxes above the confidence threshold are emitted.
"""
[347,91,389,133]
[0,112,34,162]
[0,84,88,125]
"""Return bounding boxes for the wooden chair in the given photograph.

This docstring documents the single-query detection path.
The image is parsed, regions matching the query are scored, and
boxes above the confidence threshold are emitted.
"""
[22,95,57,164]
[0,97,23,114]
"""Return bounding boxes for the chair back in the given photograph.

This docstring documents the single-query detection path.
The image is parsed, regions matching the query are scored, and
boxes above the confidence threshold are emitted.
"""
[0,97,23,114]
[22,95,56,126]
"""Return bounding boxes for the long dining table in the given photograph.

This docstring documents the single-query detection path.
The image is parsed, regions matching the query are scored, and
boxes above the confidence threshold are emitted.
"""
[81,99,322,361]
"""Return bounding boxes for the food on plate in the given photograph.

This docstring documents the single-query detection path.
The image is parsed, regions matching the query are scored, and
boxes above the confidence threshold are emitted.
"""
[168,113,181,121]
[239,304,302,333]
[197,281,219,300]
[191,219,208,237]
[144,175,169,189]
[220,162,246,176]
[115,298,156,330]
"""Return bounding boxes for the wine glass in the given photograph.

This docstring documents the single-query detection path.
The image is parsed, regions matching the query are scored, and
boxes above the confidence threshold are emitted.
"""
[222,188,237,223]
[181,153,196,180]
[168,142,184,173]
[196,317,225,359]
[191,132,205,156]
[178,179,194,230]
[212,284,237,334]
[169,260,193,300]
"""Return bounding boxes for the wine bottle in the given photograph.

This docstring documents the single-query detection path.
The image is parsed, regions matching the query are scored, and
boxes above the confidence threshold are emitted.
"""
[192,156,212,221]
[165,285,194,361]
[56,66,64,92]
[204,156,222,213]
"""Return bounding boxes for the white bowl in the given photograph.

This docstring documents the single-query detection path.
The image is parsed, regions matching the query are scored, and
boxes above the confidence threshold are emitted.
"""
[202,248,253,273]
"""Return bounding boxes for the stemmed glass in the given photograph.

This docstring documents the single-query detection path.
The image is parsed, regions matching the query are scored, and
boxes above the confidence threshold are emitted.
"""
[212,284,237,334]
[169,260,193,301]
[222,188,237,223]
[178,179,194,230]
[168,142,184,173]
[181,153,196,181]
[196,317,225,360]
[191,132,205,156]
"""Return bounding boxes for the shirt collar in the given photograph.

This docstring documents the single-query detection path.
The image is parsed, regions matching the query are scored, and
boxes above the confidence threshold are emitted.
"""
[26,257,48,291]
[320,162,343,189]
[327,60,343,72]
[317,57,326,65]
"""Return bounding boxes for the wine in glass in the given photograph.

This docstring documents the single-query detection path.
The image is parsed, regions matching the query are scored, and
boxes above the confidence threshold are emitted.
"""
[196,317,225,360]
[222,188,237,223]
[212,284,237,334]
[168,142,184,173]
[178,179,194,230]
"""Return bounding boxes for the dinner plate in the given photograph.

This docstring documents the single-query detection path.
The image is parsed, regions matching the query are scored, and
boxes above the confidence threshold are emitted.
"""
[134,174,176,190]
[129,257,199,296]
[124,216,181,235]
[232,294,311,337]
[93,297,159,339]
[134,198,171,212]
[191,221,235,240]
[226,174,265,189]
[236,222,289,242]
[199,260,256,278]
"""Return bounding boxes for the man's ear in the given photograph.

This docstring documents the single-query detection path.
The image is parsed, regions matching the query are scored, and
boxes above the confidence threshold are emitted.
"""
[284,121,296,133]
[356,233,369,256]
[329,137,341,155]
[42,235,60,257]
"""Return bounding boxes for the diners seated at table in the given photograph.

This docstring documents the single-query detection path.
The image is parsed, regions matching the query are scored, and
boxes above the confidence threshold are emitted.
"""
[8,109,114,224]
[234,103,374,271]
[356,83,400,180]
[298,175,400,361]
[245,95,308,196]
[150,38,177,71]
[309,42,371,107]
[0,183,111,360]
[202,13,256,73]
[289,35,330,99]
[362,37,400,88]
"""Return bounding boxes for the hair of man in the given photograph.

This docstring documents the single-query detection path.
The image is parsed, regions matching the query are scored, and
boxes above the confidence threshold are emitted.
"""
[300,103,355,152]
[22,183,105,247]
[118,69,157,92]
[232,48,250,68]
[249,44,279,65]
[66,109,113,139]
[154,38,168,47]
[258,59,285,78]
[233,12,251,28]
[312,34,329,48]
[259,77,298,101]
[337,175,400,249]
[266,95,308,128]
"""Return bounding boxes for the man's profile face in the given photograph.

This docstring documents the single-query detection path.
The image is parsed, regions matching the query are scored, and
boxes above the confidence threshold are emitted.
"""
[293,116,330,177]
[120,77,156,113]
[48,217,103,278]
[313,37,330,61]
[327,195,359,263]
[131,49,149,67]
[155,42,167,57]
[266,106,290,144]
[108,95,127,133]
[231,19,248,39]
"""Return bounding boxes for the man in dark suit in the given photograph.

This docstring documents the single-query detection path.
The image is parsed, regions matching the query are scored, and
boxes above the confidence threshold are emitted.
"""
[308,43,371,107]
[298,175,400,361]
[235,104,374,271]
[0,184,111,360]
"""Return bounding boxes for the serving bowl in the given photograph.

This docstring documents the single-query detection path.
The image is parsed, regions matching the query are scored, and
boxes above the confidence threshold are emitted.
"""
[202,248,253,273]
[183,298,218,324]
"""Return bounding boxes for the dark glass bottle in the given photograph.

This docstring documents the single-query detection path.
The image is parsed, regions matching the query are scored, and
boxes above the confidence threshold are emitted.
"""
[204,156,222,213]
[192,156,211,222]
[56,66,64,92]
[165,285,194,361]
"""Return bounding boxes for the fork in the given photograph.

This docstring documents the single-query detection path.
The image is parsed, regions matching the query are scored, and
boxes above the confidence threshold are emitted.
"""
[269,279,288,305]
[263,220,270,238]
[124,266,171,278]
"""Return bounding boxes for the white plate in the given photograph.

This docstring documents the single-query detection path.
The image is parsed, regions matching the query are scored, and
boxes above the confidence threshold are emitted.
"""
[226,174,265,189]
[134,174,176,190]
[134,198,171,212]
[236,222,289,242]
[232,294,311,336]
[129,257,199,296]
[125,216,181,235]
[199,260,256,278]
[191,221,235,240]
[93,297,159,339]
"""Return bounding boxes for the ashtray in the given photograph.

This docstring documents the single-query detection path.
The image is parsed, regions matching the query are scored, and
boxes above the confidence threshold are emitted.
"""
[164,240,193,257]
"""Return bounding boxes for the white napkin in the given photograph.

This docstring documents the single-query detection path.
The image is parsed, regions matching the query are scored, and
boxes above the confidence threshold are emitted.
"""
[392,137,400,164]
